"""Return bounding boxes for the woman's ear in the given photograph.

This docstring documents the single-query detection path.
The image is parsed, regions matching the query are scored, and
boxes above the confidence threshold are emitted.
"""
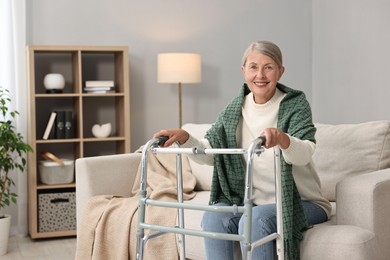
[278,66,285,80]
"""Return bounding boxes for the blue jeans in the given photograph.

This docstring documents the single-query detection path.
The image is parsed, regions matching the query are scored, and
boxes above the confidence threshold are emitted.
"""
[201,201,327,260]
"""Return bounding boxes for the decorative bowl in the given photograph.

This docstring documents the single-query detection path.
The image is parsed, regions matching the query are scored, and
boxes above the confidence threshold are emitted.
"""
[91,123,112,138]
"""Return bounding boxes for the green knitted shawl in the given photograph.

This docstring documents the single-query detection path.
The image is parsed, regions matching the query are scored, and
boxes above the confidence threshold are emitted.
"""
[205,83,314,260]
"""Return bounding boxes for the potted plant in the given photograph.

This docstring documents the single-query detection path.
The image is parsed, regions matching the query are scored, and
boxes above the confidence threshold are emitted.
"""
[0,87,33,255]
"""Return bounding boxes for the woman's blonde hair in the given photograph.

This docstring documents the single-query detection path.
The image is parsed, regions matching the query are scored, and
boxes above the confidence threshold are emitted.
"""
[242,40,283,68]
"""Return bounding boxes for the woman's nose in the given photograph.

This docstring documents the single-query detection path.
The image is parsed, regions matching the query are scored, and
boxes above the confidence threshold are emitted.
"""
[257,68,265,78]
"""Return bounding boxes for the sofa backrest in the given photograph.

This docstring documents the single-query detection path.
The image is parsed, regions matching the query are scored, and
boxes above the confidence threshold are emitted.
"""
[182,121,390,201]
[313,120,390,201]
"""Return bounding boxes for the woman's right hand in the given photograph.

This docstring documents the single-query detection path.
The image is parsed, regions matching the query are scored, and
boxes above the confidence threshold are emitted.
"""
[153,129,190,147]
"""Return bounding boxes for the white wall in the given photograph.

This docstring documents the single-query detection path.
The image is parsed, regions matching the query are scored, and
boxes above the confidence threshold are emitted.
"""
[312,0,390,124]
[27,0,312,151]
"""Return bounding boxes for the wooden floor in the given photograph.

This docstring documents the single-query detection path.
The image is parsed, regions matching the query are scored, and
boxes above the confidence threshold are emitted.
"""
[2,235,76,260]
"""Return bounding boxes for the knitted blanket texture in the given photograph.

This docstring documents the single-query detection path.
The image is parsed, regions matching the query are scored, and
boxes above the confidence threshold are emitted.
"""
[205,83,314,259]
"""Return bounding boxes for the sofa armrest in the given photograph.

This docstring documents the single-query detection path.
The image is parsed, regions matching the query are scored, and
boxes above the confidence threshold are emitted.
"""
[336,168,390,256]
[75,153,142,230]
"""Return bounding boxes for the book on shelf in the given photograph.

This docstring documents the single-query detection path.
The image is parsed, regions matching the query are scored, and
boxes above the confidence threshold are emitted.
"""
[55,110,65,139]
[64,110,73,139]
[42,112,56,140]
[84,86,116,93]
[85,80,114,88]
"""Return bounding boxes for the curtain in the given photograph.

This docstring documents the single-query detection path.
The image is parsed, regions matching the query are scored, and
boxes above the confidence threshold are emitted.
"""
[0,0,28,236]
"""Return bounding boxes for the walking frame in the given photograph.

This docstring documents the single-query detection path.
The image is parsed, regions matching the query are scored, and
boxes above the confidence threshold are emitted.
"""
[136,136,284,260]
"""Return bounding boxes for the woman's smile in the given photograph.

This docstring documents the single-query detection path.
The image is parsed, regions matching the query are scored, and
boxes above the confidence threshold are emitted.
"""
[253,80,269,87]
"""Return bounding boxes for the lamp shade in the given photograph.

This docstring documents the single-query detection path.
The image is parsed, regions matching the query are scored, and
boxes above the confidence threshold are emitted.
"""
[157,53,201,84]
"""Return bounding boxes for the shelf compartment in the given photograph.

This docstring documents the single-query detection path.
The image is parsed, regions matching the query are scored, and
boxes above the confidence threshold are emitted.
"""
[35,96,80,140]
[82,52,120,93]
[35,143,79,187]
[82,96,125,138]
[32,51,80,94]
[80,49,128,93]
[37,188,76,233]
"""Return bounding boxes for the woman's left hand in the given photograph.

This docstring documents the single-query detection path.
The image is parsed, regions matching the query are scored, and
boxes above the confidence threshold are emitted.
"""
[260,128,290,149]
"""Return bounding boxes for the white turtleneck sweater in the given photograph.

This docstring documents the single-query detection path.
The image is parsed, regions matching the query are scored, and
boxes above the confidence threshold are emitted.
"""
[184,89,331,217]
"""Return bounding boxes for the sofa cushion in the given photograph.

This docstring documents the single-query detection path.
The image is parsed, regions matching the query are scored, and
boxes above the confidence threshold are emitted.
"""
[182,124,213,191]
[300,224,379,260]
[313,121,390,201]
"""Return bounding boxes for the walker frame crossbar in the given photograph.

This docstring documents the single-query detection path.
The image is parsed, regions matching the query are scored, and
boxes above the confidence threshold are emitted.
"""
[136,136,284,260]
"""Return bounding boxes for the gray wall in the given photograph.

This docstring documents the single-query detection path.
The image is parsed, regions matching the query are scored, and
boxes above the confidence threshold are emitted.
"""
[27,0,390,150]
[312,0,390,124]
[27,0,312,151]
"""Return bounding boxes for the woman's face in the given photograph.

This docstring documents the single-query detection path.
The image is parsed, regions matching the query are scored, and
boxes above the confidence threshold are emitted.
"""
[241,51,285,104]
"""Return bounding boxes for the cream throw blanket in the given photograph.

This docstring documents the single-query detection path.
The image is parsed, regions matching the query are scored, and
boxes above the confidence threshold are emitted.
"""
[75,149,197,260]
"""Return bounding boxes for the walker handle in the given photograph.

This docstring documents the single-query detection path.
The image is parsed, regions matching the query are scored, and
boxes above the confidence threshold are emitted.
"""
[258,136,267,146]
[156,136,169,146]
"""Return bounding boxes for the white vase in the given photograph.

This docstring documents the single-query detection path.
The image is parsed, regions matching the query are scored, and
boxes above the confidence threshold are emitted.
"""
[43,73,65,93]
[92,123,112,138]
[0,214,11,256]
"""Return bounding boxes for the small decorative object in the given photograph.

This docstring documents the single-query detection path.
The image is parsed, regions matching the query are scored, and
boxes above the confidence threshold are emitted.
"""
[91,123,112,138]
[43,73,65,93]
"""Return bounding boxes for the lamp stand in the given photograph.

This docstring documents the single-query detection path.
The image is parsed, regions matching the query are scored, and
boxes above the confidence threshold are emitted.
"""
[178,82,182,128]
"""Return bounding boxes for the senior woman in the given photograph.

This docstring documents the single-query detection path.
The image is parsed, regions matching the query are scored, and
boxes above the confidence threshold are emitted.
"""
[154,40,331,260]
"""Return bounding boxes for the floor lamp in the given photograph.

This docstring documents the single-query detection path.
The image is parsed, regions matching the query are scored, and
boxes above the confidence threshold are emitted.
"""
[157,53,202,128]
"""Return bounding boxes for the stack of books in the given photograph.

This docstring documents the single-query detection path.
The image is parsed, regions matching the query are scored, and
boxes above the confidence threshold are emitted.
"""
[84,80,115,93]
[42,110,73,140]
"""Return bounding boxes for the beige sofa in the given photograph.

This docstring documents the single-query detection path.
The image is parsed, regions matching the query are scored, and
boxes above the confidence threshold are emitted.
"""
[76,120,390,260]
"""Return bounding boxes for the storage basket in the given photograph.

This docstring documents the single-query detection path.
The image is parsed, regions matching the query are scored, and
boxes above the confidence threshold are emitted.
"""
[38,191,76,232]
[39,159,74,185]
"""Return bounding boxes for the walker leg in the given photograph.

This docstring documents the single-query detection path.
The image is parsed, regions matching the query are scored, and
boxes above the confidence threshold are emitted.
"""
[175,151,186,259]
[274,147,284,260]
[136,139,159,260]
